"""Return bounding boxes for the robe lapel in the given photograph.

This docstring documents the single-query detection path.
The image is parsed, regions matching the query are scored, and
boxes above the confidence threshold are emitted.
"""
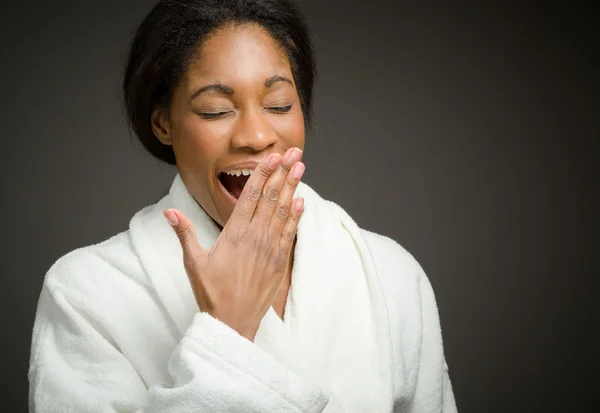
[129,174,394,411]
[129,175,221,335]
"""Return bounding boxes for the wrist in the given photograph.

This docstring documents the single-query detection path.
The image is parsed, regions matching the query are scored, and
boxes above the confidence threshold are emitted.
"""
[206,310,257,342]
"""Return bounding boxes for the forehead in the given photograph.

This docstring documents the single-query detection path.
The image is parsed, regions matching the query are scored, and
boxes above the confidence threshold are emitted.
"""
[184,23,293,85]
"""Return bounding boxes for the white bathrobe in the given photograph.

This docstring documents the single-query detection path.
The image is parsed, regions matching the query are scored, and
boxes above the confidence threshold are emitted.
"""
[28,174,457,412]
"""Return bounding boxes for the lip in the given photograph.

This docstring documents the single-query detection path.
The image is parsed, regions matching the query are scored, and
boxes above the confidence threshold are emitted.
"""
[218,160,262,174]
[216,159,264,206]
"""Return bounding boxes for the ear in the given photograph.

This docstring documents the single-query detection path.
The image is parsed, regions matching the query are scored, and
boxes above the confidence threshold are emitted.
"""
[151,106,172,145]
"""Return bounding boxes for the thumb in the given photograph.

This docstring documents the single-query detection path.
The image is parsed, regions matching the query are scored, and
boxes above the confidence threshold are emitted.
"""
[163,208,206,268]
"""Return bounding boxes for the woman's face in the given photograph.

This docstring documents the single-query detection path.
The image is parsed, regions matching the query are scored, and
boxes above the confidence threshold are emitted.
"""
[151,23,305,227]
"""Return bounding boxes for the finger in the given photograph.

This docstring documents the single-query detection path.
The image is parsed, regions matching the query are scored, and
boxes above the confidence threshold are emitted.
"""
[163,208,206,270]
[280,197,304,250]
[227,153,282,229]
[268,161,305,239]
[252,147,303,229]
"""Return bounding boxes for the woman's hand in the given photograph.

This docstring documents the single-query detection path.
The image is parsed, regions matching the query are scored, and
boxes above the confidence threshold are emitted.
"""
[163,148,305,341]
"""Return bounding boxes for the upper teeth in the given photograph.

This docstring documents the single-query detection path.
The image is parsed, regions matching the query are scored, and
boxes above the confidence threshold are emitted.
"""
[224,169,253,177]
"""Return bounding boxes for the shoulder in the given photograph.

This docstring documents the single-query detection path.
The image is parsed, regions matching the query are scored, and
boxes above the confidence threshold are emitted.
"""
[359,228,439,326]
[361,229,420,269]
[43,230,148,296]
[321,197,428,292]
[361,228,427,287]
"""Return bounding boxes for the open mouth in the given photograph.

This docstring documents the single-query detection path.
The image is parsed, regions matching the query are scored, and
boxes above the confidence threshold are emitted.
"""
[218,169,252,200]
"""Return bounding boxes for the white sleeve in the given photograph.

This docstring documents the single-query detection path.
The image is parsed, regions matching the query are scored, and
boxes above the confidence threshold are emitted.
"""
[407,273,458,413]
[442,360,458,412]
[28,284,329,413]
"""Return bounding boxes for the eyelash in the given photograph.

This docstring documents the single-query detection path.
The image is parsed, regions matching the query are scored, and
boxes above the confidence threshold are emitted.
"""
[199,105,292,119]
[199,112,228,119]
[268,105,293,113]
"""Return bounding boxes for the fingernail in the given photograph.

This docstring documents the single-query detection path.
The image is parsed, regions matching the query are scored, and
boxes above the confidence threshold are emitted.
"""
[285,147,303,164]
[164,209,179,226]
[291,162,305,180]
[295,197,304,211]
[268,154,280,168]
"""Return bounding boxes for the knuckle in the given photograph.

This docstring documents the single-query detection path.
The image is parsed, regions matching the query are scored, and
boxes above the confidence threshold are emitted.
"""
[263,185,280,202]
[286,178,299,189]
[274,204,290,221]
[258,165,272,179]
[244,184,261,202]
[177,226,194,243]
[282,229,296,244]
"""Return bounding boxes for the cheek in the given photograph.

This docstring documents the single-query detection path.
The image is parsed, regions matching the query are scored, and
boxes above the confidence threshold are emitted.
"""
[174,114,230,169]
[273,110,305,149]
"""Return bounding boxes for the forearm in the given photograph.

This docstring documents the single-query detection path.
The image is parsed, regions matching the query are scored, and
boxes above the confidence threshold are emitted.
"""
[29,287,329,413]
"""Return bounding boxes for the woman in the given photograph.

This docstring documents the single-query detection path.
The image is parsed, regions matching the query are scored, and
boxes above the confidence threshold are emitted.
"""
[28,0,457,411]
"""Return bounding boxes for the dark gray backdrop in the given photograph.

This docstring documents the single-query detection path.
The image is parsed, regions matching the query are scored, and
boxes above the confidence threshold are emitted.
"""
[1,1,598,412]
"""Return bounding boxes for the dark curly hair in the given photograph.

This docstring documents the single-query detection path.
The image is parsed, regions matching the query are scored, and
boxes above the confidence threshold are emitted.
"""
[122,0,317,165]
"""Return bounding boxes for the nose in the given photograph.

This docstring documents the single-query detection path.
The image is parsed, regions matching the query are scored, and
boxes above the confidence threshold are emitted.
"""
[230,108,278,151]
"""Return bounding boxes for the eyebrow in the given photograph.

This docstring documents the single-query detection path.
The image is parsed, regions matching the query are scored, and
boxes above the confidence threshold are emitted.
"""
[190,75,293,101]
[264,75,293,88]
[190,84,234,101]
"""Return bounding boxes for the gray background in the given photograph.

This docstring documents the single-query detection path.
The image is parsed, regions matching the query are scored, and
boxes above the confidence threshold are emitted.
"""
[1,1,598,412]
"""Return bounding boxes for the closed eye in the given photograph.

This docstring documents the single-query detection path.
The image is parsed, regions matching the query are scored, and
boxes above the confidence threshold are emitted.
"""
[198,105,292,119]
[267,105,292,113]
[198,111,230,119]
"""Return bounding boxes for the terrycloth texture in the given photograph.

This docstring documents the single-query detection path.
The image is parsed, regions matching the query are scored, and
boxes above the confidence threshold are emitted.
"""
[29,174,458,412]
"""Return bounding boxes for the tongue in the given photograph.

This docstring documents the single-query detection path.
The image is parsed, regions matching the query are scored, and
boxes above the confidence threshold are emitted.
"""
[221,174,250,199]
[230,184,243,199]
